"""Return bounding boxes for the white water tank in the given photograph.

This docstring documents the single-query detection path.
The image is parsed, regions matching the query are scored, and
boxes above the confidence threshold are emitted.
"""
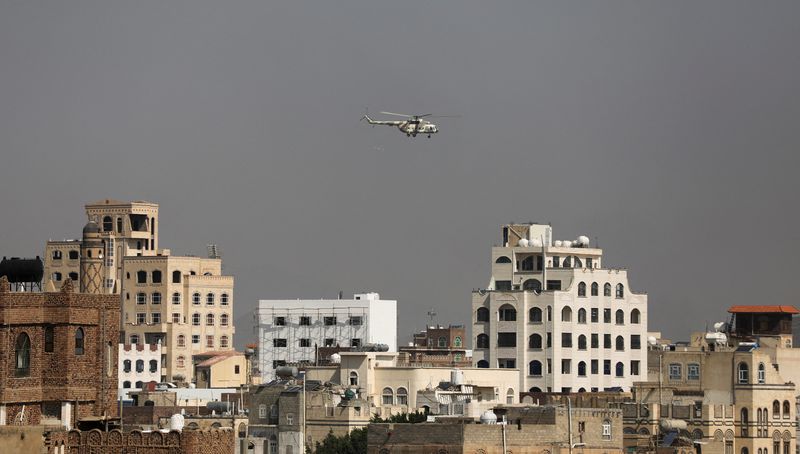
[451,369,464,385]
[554,240,563,247]
[330,353,341,364]
[518,238,529,247]
[170,413,185,432]
[578,236,590,246]
[705,332,727,345]
[480,410,498,424]
[530,238,542,247]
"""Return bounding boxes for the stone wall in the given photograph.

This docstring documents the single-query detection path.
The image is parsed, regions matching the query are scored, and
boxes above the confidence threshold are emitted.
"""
[45,427,235,454]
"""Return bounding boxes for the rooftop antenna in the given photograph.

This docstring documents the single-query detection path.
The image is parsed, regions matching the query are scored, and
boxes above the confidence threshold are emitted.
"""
[207,244,220,259]
[427,308,437,325]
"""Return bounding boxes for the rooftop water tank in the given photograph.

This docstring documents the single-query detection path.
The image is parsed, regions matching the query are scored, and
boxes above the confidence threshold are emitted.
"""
[518,238,529,247]
[480,410,498,424]
[276,366,299,379]
[330,353,341,364]
[170,414,185,432]
[451,369,464,385]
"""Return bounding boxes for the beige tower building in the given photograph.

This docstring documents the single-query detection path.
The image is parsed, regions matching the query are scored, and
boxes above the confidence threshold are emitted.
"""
[43,199,235,384]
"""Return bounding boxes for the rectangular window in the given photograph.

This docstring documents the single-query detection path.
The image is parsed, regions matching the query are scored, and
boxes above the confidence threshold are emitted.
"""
[137,293,146,305]
[495,280,512,291]
[586,258,593,268]
[299,338,311,347]
[324,338,335,347]
[631,360,640,376]
[324,316,337,326]
[192,335,200,344]
[546,280,561,291]
[274,317,286,326]
[259,404,267,418]
[136,313,146,324]
[546,332,552,348]
[547,359,552,374]
[669,363,682,380]
[561,332,572,348]
[286,413,294,425]
[561,359,571,374]
[603,309,611,323]
[497,332,517,348]
[351,338,361,348]
[151,313,161,324]
[631,335,641,350]
[273,360,286,369]
[591,334,599,349]
[206,335,214,348]
[687,363,700,380]
[235,365,240,374]
[590,308,598,323]
[591,360,599,375]
[603,360,611,375]
[349,316,363,326]
[273,338,287,347]
[553,256,560,267]
[106,278,114,288]
[498,359,516,368]
[299,316,311,326]
[172,313,181,323]
[604,334,611,349]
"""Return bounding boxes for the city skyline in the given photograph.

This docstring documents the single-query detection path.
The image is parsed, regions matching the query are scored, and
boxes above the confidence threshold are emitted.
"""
[2,1,800,347]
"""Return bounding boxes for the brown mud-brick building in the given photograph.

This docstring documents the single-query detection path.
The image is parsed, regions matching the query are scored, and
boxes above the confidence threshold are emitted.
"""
[0,277,120,428]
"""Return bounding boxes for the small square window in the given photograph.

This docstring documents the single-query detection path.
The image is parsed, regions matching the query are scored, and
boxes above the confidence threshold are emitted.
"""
[151,313,161,324]
[324,316,337,326]
[192,335,200,344]
[299,338,311,347]
[351,338,361,348]
[299,316,311,326]
[324,338,335,347]
[274,338,287,347]
[136,313,146,324]
[275,317,286,326]
[172,313,181,323]
[349,316,363,326]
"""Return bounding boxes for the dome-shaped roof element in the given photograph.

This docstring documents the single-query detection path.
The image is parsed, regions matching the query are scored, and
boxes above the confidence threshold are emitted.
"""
[480,410,497,424]
[83,220,101,235]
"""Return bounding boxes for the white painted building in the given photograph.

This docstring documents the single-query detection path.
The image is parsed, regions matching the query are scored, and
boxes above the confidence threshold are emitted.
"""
[256,292,397,381]
[472,223,648,394]
[119,342,162,390]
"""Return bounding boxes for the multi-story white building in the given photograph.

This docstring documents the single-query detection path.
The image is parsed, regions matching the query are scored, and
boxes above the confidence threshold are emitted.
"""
[472,223,648,394]
[256,293,397,381]
[119,342,162,390]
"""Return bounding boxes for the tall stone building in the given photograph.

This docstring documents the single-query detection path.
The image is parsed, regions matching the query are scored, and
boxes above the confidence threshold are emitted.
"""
[43,199,235,384]
[0,277,119,428]
[472,223,648,394]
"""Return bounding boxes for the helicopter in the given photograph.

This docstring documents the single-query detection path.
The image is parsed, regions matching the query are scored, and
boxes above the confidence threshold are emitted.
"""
[361,111,456,138]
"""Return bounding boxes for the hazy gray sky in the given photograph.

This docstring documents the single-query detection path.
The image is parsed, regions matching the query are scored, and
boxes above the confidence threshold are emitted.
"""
[1,1,799,347]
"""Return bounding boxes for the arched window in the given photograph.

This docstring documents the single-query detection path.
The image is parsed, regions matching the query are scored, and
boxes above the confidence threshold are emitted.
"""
[520,256,534,271]
[75,327,84,355]
[773,400,781,417]
[591,282,598,296]
[631,309,641,324]
[741,408,749,437]
[103,216,113,231]
[221,314,229,326]
[206,313,214,326]
[15,333,31,376]
[135,381,143,388]
[192,313,200,326]
[152,270,162,283]
[577,308,587,324]
[529,334,542,349]
[476,334,490,349]
[149,359,158,373]
[578,361,587,376]
[192,293,201,305]
[172,292,181,304]
[615,362,624,377]
[44,325,54,352]
[529,387,542,393]
[561,306,572,322]
[602,419,612,439]
[136,270,147,284]
[529,307,542,323]
[616,336,625,351]
[616,283,624,298]
[506,388,515,404]
[523,279,542,292]
[176,356,185,368]
[136,359,144,373]
[220,336,229,348]
[172,271,181,283]
[615,309,625,325]
[382,388,394,405]
[206,293,215,305]
[397,387,408,406]
[177,335,185,347]
[349,371,359,386]
[495,256,512,264]
[477,307,490,322]
[437,336,447,348]
[578,335,587,350]
[529,360,542,376]
[758,363,766,383]
[782,401,790,419]
[742,449,749,454]
[123,360,132,372]
[221,294,230,305]
[477,360,489,368]
[123,381,131,388]
[498,304,516,321]
[603,283,611,297]
[454,336,462,347]
[738,362,749,384]
[151,292,162,304]
[578,282,586,297]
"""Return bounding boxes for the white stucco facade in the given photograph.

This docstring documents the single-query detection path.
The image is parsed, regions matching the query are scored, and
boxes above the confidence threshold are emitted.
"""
[256,293,397,381]
[472,224,648,394]
[118,342,162,390]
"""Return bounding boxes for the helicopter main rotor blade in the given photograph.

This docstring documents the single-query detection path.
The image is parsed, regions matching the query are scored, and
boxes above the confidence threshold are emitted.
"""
[427,114,462,118]
[380,111,411,118]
